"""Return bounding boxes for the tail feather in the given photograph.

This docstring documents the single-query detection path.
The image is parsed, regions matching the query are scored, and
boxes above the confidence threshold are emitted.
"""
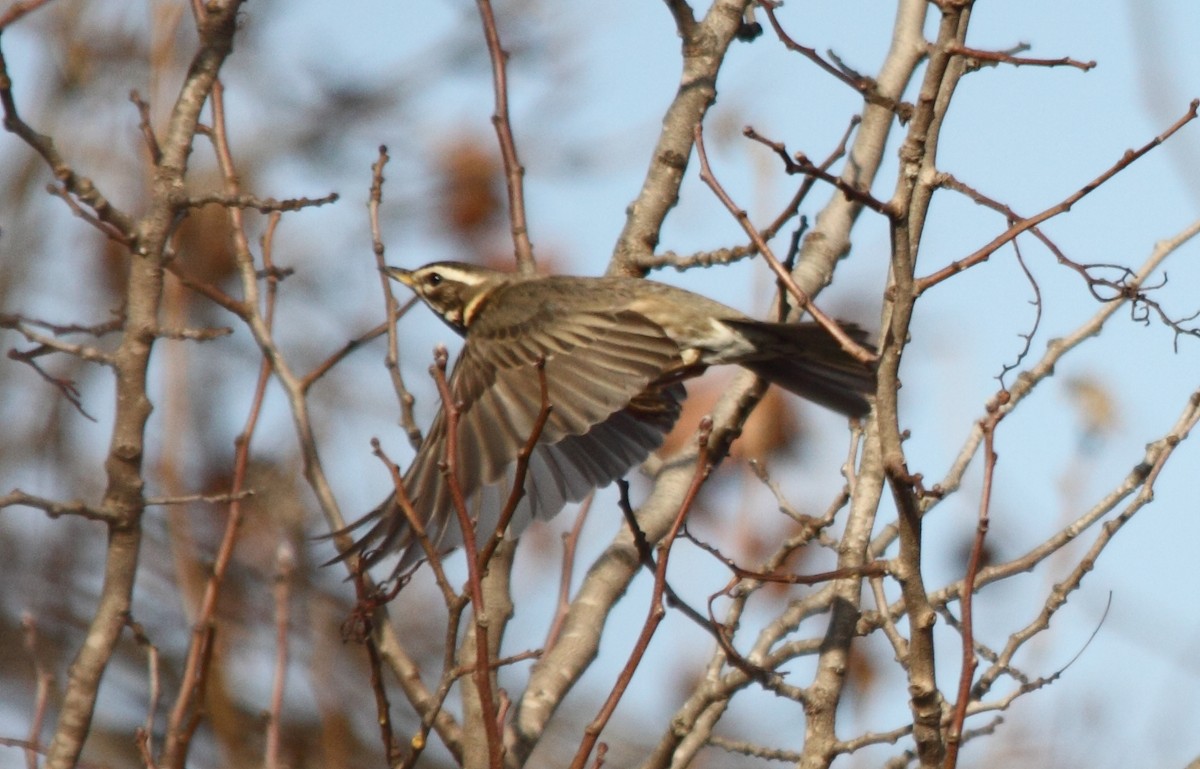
[721,319,875,418]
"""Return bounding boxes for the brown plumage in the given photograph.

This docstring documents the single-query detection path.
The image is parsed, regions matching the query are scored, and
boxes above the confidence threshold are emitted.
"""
[331,262,875,576]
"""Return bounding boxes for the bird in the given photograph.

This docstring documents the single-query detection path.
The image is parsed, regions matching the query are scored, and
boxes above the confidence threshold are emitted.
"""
[332,261,875,578]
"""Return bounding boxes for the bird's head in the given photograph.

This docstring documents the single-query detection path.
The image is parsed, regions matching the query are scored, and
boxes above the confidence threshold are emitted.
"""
[384,262,508,335]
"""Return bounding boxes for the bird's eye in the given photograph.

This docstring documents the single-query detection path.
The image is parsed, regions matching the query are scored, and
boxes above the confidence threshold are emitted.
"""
[427,272,443,287]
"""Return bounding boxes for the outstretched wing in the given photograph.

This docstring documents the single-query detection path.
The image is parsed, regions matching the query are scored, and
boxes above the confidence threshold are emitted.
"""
[341,306,686,575]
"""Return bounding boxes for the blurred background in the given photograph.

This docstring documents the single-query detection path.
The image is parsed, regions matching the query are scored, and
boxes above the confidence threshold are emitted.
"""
[1,1,1198,767]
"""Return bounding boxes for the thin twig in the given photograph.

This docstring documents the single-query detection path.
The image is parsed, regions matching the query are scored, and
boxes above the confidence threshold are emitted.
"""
[129,90,163,164]
[0,0,54,28]
[742,126,890,215]
[569,419,714,769]
[916,99,1200,293]
[479,359,552,568]
[301,319,395,393]
[21,614,52,769]
[693,124,876,364]
[2,314,116,366]
[474,0,535,273]
[126,619,161,769]
[430,347,505,769]
[944,399,1001,769]
[759,0,914,120]
[0,490,112,522]
[352,567,403,766]
[368,146,424,447]
[144,490,252,506]
[162,68,272,769]
[947,44,1095,71]
[4,349,98,421]
[180,190,338,212]
[0,39,135,238]
[638,114,858,274]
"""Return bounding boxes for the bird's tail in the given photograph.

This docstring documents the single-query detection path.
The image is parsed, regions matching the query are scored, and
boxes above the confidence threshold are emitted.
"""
[721,319,876,418]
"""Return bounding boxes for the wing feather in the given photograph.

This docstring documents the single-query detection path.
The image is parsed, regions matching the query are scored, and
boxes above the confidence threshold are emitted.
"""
[339,305,686,575]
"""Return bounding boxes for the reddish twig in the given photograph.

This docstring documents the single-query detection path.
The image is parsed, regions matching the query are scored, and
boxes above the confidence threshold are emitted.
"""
[569,419,714,769]
[947,44,1096,71]
[693,124,876,365]
[742,126,890,215]
[370,441,448,596]
[430,347,505,769]
[478,358,552,568]
[759,0,913,120]
[474,0,535,273]
[0,0,54,29]
[916,99,1200,293]
[300,319,398,393]
[161,71,272,769]
[944,395,1004,769]
[590,742,608,769]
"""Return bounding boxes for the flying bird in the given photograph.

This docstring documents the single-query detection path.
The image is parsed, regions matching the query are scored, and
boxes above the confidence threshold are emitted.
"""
[332,262,875,577]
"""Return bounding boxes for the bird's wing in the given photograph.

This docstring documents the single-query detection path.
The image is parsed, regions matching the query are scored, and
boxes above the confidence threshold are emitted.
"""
[453,307,684,479]
[344,308,687,573]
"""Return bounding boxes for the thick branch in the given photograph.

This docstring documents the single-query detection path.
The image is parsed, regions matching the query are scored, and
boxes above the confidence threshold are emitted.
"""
[42,4,247,769]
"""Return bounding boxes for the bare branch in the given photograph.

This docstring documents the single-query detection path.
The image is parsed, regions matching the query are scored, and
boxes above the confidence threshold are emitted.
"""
[474,0,535,273]
[0,0,54,29]
[760,0,915,120]
[2,313,116,366]
[0,42,135,239]
[945,403,1001,769]
[610,0,754,274]
[947,43,1096,71]
[638,114,859,274]
[367,146,424,447]
[693,124,877,364]
[917,99,1200,293]
[430,347,505,769]
[569,419,714,769]
[143,490,253,506]
[181,190,339,213]
[742,125,891,215]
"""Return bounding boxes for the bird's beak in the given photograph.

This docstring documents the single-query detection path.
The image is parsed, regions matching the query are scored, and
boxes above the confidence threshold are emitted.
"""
[383,265,415,287]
